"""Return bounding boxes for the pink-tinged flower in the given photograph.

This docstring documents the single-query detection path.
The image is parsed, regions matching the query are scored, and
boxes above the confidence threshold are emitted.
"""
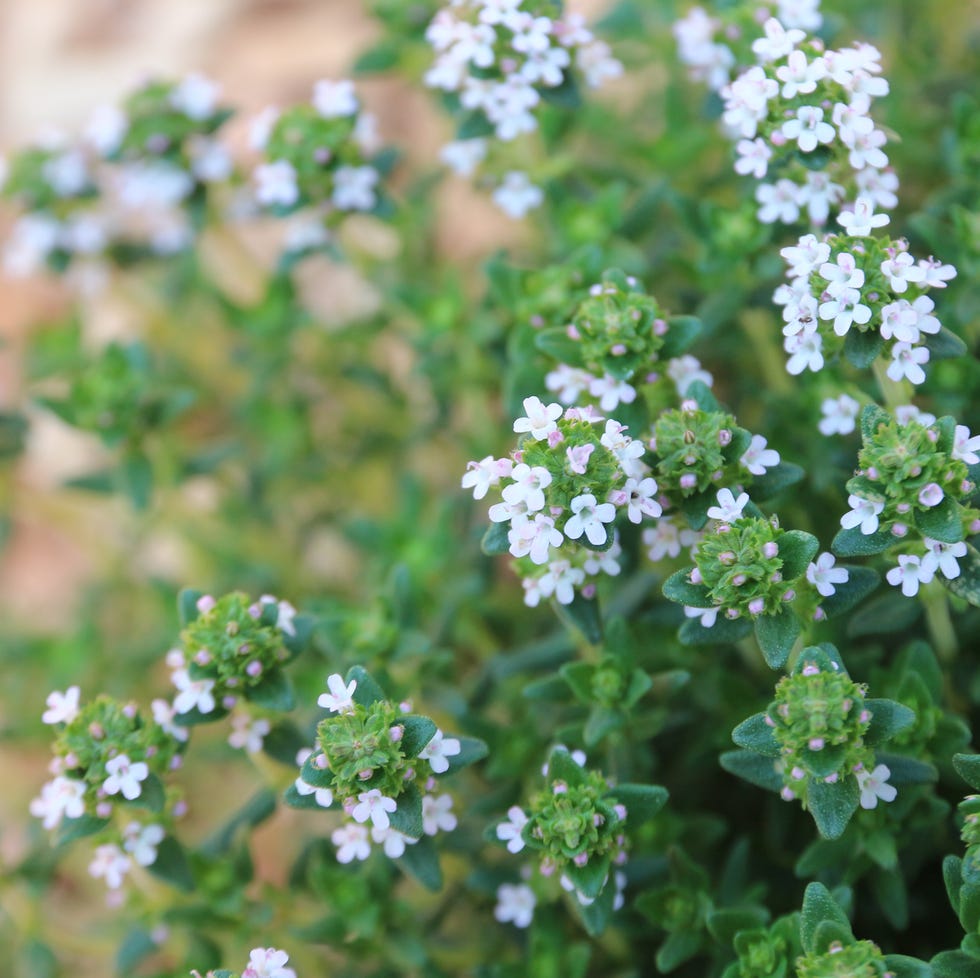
[422,793,458,835]
[781,234,831,279]
[492,172,543,218]
[509,513,564,565]
[496,805,529,853]
[42,686,81,725]
[643,517,700,562]
[172,670,215,715]
[565,443,596,475]
[917,256,957,288]
[756,179,801,224]
[371,824,417,858]
[784,331,824,374]
[502,463,552,512]
[89,843,131,890]
[879,300,920,343]
[887,342,929,385]
[751,17,805,61]
[819,252,864,297]
[122,822,165,867]
[918,483,944,508]
[818,287,872,337]
[312,78,358,118]
[841,494,884,535]
[922,538,967,580]
[294,775,334,808]
[588,374,636,412]
[418,730,462,774]
[818,394,861,436]
[103,754,149,801]
[495,883,537,928]
[684,605,718,628]
[776,48,825,97]
[621,477,662,523]
[880,251,925,293]
[806,552,849,597]
[740,434,780,476]
[318,673,357,714]
[856,764,897,809]
[513,395,563,441]
[242,946,297,978]
[332,823,371,863]
[707,488,749,523]
[781,106,835,152]
[30,776,86,829]
[837,196,889,236]
[952,424,980,465]
[351,789,398,830]
[895,404,936,428]
[228,715,271,754]
[734,137,772,178]
[563,493,617,547]
[254,160,299,208]
[886,554,934,597]
[667,355,713,394]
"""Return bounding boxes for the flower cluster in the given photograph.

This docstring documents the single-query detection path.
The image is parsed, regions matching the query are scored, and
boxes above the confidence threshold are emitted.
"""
[719,17,896,226]
[837,407,979,596]
[165,591,302,727]
[30,688,185,893]
[795,939,895,978]
[466,396,656,606]
[775,221,957,380]
[425,0,621,217]
[250,78,386,230]
[0,73,232,282]
[191,946,297,978]
[674,1,823,93]
[289,669,471,868]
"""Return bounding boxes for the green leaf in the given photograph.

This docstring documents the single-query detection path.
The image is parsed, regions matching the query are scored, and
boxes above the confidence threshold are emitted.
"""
[719,750,782,793]
[777,530,819,580]
[547,747,588,788]
[656,930,704,973]
[846,589,921,637]
[535,326,582,364]
[819,566,880,619]
[754,608,801,670]
[685,379,720,413]
[831,525,894,557]
[18,940,58,978]
[925,324,969,360]
[954,754,980,792]
[662,568,712,606]
[147,835,194,891]
[352,39,401,74]
[348,666,387,707]
[943,543,980,607]
[244,669,295,712]
[523,674,571,701]
[932,951,980,978]
[799,882,852,955]
[540,71,582,108]
[283,783,328,811]
[397,835,443,891]
[300,754,335,790]
[261,721,309,766]
[56,813,109,845]
[575,877,616,937]
[130,772,165,814]
[679,614,753,645]
[706,907,770,944]
[606,783,669,823]
[554,591,603,644]
[116,928,158,975]
[560,662,596,703]
[456,109,494,140]
[120,450,153,510]
[732,714,782,756]
[659,315,703,359]
[390,783,424,840]
[443,735,488,773]
[281,614,315,659]
[860,404,891,441]
[863,830,898,870]
[873,753,937,786]
[172,704,229,726]
[751,463,805,501]
[943,855,963,915]
[807,778,860,840]
[678,491,713,530]
[201,789,278,855]
[863,699,916,746]
[584,705,623,746]
[480,520,511,556]
[178,588,204,626]
[564,852,612,900]
[400,715,438,758]
[843,328,883,368]
[914,497,964,544]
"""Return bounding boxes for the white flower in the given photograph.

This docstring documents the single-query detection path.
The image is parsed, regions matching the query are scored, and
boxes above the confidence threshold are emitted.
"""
[418,730,462,774]
[895,404,937,428]
[545,364,594,404]
[255,160,299,208]
[921,538,968,580]
[249,106,280,151]
[819,252,865,298]
[643,517,699,561]
[422,793,458,835]
[351,789,399,830]
[242,947,297,978]
[776,49,825,98]
[332,165,379,211]
[513,396,563,441]
[30,776,86,829]
[151,698,189,742]
[122,822,165,867]
[502,463,552,513]
[798,171,844,225]
[332,823,371,863]
[564,493,617,547]
[707,488,749,523]
[856,764,897,810]
[781,106,835,153]
[684,605,718,628]
[89,844,131,890]
[188,136,232,183]
[781,234,831,279]
[439,138,487,176]
[538,560,585,605]
[495,883,537,928]
[589,374,636,412]
[879,300,921,344]
[837,196,889,236]
[887,342,929,385]
[777,0,822,30]
[886,554,934,597]
[259,595,297,637]
[784,331,824,374]
[169,73,220,120]
[735,137,772,178]
[806,552,849,597]
[42,686,81,725]
[294,775,334,808]
[318,674,357,714]
[492,171,543,218]
[43,150,89,197]
[462,455,512,500]
[583,537,623,577]
[880,251,925,293]
[496,805,529,853]
[917,257,957,288]
[312,79,359,118]
[751,18,805,62]
[840,495,884,535]
[621,477,662,523]
[740,435,780,476]
[855,167,899,210]
[818,287,872,337]
[172,670,215,715]
[952,425,980,465]
[756,179,801,224]
[819,395,861,435]
[85,104,128,156]
[228,715,271,754]
[103,754,149,801]
[667,355,713,394]
[371,824,417,858]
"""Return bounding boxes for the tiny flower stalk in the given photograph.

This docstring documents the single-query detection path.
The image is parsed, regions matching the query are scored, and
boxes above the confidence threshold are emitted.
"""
[285,666,486,891]
[727,644,914,839]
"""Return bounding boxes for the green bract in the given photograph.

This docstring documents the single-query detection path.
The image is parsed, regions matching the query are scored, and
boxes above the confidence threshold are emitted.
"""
[651,401,742,497]
[795,939,893,978]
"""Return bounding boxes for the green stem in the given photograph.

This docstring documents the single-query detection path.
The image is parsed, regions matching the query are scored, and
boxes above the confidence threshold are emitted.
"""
[741,309,793,398]
[922,579,958,662]
[871,359,911,415]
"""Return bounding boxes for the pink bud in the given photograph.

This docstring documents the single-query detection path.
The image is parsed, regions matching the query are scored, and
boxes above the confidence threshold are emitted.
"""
[764,715,775,727]
[246,660,262,678]
[547,429,565,447]
[96,801,113,818]
[389,725,404,743]
[763,542,779,558]
[610,343,627,356]
[866,467,879,480]
[718,429,732,446]
[654,318,668,335]
[718,550,736,565]
[194,650,211,666]
[357,769,373,781]
[196,595,216,614]
[680,473,698,490]
[222,695,237,709]
[725,608,741,619]
[573,852,589,867]
[690,567,703,584]
[173,800,188,818]
[891,523,908,537]
[566,324,581,340]
[781,589,795,602]
[824,773,838,784]
[732,573,747,586]
[802,663,819,676]
[918,482,944,508]
[808,738,825,751]
[614,803,627,820]
[780,786,795,801]
[748,597,765,615]
[314,754,329,769]
[896,502,910,514]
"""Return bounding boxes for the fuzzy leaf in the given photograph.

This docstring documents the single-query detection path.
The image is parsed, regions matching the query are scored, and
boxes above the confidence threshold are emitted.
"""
[799,882,852,955]
[685,379,721,413]
[831,525,894,557]
[172,704,229,727]
[560,662,596,704]
[807,777,860,840]
[954,753,980,792]
[347,666,387,707]
[656,930,704,973]
[662,568,712,607]
[201,789,278,857]
[56,814,109,845]
[547,747,588,788]
[481,520,511,556]
[925,325,969,360]
[134,773,166,814]
[389,783,424,840]
[554,592,603,644]
[178,588,204,626]
[943,855,963,916]
[819,566,880,619]
[914,497,964,544]
[575,878,617,937]
[751,462,805,501]
[732,714,782,757]
[564,852,612,900]
[443,735,488,773]
[943,543,980,607]
[678,492,713,530]
[706,907,770,944]
[397,836,443,891]
[300,755,336,790]
[860,404,891,441]
[873,753,937,785]
[679,615,752,646]
[535,327,582,365]
[719,750,782,793]
[584,705,623,746]
[846,590,921,637]
[843,328,883,368]
[863,699,916,746]
[777,530,819,580]
[281,613,315,659]
[606,783,669,823]
[116,928,158,976]
[400,715,439,759]
[659,315,703,359]
[754,608,800,670]
[147,835,194,891]
[261,721,309,766]
[245,669,295,712]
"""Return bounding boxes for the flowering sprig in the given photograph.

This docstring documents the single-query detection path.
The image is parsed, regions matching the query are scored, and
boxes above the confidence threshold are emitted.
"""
[727,644,913,838]
[285,666,486,890]
[832,406,980,603]
[250,79,390,225]
[491,746,667,934]
[167,590,312,725]
[30,690,187,893]
[775,224,959,380]
[469,397,654,608]
[425,0,621,217]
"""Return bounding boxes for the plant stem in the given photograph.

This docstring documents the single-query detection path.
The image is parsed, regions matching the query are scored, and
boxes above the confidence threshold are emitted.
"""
[871,359,911,414]
[922,579,958,662]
